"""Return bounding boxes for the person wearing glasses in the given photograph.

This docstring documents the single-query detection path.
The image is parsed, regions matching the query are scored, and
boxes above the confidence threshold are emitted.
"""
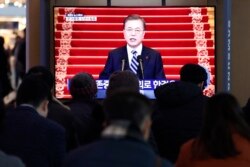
[99,14,166,80]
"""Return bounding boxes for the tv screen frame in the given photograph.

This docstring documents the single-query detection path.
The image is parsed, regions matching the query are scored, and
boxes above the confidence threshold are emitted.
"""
[53,6,216,99]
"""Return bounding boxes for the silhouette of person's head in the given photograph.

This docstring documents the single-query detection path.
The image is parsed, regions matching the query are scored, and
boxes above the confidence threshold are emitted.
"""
[195,92,250,158]
[69,72,97,100]
[104,91,152,140]
[203,92,246,135]
[106,70,139,98]
[180,63,208,90]
[26,66,54,91]
[16,74,51,117]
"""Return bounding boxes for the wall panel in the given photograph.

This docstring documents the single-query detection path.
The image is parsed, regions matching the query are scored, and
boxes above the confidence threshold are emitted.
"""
[231,0,250,105]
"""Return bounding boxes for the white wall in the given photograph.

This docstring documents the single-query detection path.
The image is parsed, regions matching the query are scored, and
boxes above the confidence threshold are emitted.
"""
[112,0,161,6]
[165,0,207,6]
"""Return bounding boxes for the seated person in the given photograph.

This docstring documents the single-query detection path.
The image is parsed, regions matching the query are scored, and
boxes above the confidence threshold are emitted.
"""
[176,93,250,167]
[0,74,66,167]
[99,14,166,80]
[106,70,159,152]
[152,63,209,163]
[63,91,173,167]
[67,72,105,146]
[26,66,78,152]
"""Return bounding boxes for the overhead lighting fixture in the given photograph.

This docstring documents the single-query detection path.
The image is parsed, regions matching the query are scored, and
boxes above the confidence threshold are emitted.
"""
[0,3,5,8]
[0,0,25,7]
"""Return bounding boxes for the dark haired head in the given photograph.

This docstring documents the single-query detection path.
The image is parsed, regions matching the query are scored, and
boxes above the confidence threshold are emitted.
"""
[180,63,208,89]
[25,66,54,90]
[16,74,51,108]
[0,36,4,47]
[69,72,97,100]
[193,92,250,159]
[104,91,152,129]
[106,70,139,98]
[123,14,146,30]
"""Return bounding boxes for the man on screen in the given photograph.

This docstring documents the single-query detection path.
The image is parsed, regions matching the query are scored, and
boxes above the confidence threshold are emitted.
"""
[99,14,166,80]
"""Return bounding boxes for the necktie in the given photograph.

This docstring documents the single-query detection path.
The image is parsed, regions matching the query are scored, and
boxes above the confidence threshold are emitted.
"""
[130,50,138,74]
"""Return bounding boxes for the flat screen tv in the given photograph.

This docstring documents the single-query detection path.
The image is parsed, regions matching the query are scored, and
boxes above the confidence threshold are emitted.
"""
[53,6,215,99]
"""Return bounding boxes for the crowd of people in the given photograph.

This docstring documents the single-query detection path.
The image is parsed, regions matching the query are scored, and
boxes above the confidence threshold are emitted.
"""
[0,29,26,109]
[1,61,250,167]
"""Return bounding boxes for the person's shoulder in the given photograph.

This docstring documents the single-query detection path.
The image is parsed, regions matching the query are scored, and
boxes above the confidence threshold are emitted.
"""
[161,157,174,167]
[180,138,196,154]
[45,118,65,133]
[202,94,209,101]
[0,150,25,167]
[37,119,65,144]
[64,140,103,162]
[143,45,161,57]
[48,97,73,119]
[33,113,65,135]
[143,45,159,52]
[50,97,71,111]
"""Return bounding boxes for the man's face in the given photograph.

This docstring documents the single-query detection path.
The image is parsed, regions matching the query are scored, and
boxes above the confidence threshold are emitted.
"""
[123,19,145,48]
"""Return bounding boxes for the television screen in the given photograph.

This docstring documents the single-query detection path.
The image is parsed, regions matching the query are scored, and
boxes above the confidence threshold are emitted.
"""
[53,6,215,99]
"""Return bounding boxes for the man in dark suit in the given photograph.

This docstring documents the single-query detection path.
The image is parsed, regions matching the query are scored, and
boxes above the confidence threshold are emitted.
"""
[99,14,166,80]
[26,66,79,152]
[0,75,66,167]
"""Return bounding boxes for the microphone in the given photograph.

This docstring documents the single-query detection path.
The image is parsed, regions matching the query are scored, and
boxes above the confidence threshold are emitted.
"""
[137,55,144,80]
[121,58,126,71]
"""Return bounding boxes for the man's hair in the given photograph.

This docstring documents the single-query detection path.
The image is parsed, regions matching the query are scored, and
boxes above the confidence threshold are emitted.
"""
[26,66,54,90]
[16,74,51,108]
[69,72,97,100]
[106,70,139,98]
[123,14,146,30]
[104,91,152,128]
[180,63,208,87]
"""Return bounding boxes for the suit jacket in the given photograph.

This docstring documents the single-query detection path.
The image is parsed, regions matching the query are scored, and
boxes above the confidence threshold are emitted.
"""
[63,132,173,167]
[48,97,78,152]
[67,99,104,146]
[0,106,66,167]
[0,150,25,167]
[99,45,166,80]
[152,81,208,163]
